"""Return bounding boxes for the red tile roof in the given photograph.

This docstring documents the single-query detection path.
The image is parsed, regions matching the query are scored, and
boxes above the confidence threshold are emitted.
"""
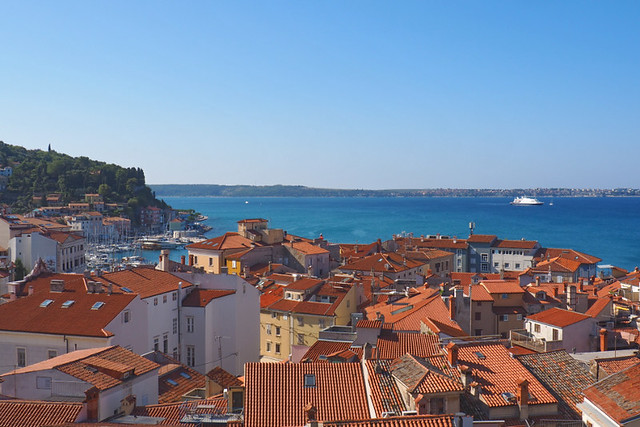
[450,272,500,287]
[494,239,538,249]
[390,354,463,395]
[481,280,525,294]
[596,356,640,377]
[323,414,456,427]
[244,362,370,427]
[0,273,136,337]
[0,400,83,427]
[158,362,206,403]
[182,289,235,307]
[364,360,406,416]
[132,395,228,424]
[525,307,593,328]
[291,241,330,255]
[100,267,193,299]
[302,341,362,362]
[207,366,243,388]
[534,248,601,264]
[186,232,258,251]
[287,277,324,291]
[582,361,640,423]
[584,296,612,317]
[341,253,424,274]
[375,332,442,360]
[467,234,497,243]
[455,343,557,408]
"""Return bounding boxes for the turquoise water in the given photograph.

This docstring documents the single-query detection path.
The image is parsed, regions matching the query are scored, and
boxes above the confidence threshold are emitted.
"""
[157,196,640,271]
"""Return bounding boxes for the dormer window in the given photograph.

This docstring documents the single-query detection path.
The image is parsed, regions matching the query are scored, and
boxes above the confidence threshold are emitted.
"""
[304,374,316,388]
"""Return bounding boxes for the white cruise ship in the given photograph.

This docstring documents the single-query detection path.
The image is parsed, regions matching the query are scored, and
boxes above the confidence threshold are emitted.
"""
[510,196,544,206]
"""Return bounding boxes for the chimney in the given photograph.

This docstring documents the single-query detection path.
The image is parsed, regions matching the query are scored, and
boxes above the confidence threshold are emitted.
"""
[516,378,529,420]
[160,249,170,272]
[308,264,313,277]
[600,328,607,352]
[552,286,558,298]
[304,402,319,427]
[535,276,541,287]
[449,296,456,319]
[460,365,473,387]
[470,381,482,397]
[189,254,194,266]
[268,261,272,272]
[376,239,382,253]
[28,285,34,296]
[446,342,458,366]
[180,255,185,265]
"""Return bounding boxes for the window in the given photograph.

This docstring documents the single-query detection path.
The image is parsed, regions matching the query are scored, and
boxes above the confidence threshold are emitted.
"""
[500,314,508,322]
[172,292,177,301]
[266,324,272,335]
[173,318,178,334]
[304,373,316,387]
[481,263,488,272]
[297,333,304,345]
[474,312,481,321]
[154,297,158,306]
[271,312,277,318]
[163,333,168,354]
[154,337,159,352]
[266,341,271,352]
[48,350,57,359]
[534,324,541,333]
[430,397,445,414]
[231,260,236,268]
[319,319,325,328]
[36,376,52,389]
[194,256,198,264]
[474,329,482,336]
[504,263,510,269]
[186,316,194,333]
[552,328,559,341]
[275,343,281,354]
[210,257,214,266]
[123,310,131,323]
[515,263,521,269]
[517,314,523,321]
[17,348,26,367]
[163,295,167,303]
[276,326,281,336]
[481,254,488,262]
[186,346,195,367]
[494,262,499,267]
[297,317,304,327]
[501,293,508,299]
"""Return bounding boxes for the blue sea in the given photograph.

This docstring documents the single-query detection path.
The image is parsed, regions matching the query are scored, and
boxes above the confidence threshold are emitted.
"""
[154,196,640,271]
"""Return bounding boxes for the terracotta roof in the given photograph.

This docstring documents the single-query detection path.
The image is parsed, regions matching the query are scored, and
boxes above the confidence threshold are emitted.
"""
[323,414,456,427]
[517,350,595,418]
[468,284,494,302]
[132,395,228,424]
[454,342,557,408]
[291,241,329,255]
[390,354,463,395]
[480,280,524,294]
[100,267,193,299]
[364,360,406,416]
[207,366,243,388]
[584,297,612,317]
[54,346,159,391]
[525,307,593,328]
[357,320,382,329]
[341,253,424,274]
[535,248,601,264]
[182,289,235,307]
[582,361,640,424]
[396,236,467,250]
[467,234,497,244]
[0,400,83,427]
[375,331,442,360]
[0,273,136,338]
[186,232,258,251]
[365,289,448,332]
[597,281,621,298]
[596,355,640,377]
[286,277,324,291]
[302,341,361,362]
[421,318,467,337]
[238,218,267,223]
[159,366,205,403]
[450,272,500,287]
[494,239,538,249]
[244,362,370,427]
[535,256,582,274]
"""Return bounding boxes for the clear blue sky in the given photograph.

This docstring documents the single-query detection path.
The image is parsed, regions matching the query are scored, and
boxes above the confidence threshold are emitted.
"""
[1,1,638,189]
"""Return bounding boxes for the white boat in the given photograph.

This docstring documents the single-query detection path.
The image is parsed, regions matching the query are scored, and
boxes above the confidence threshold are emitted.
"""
[511,196,544,206]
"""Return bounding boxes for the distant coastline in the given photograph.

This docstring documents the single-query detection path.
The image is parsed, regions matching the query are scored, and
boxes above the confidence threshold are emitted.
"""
[150,184,640,198]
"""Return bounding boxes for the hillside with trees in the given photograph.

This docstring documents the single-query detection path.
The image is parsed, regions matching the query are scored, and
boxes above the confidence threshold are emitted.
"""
[0,141,168,218]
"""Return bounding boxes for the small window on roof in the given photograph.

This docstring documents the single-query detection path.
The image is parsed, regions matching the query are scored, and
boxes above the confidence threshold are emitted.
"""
[122,287,133,293]
[167,379,178,386]
[61,300,75,308]
[474,351,486,360]
[304,373,316,388]
[40,299,54,308]
[180,372,191,379]
[91,302,105,310]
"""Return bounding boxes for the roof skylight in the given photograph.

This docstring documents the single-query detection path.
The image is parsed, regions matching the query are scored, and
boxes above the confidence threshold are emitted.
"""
[61,300,75,308]
[40,299,54,308]
[91,301,105,310]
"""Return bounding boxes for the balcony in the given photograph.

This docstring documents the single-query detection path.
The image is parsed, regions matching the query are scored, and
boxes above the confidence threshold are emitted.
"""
[510,329,564,353]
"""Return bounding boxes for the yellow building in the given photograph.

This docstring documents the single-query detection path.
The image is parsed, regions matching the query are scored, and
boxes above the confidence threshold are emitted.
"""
[259,275,362,362]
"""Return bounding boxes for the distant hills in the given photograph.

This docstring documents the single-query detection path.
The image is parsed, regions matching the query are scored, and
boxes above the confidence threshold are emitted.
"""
[151,184,640,198]
[0,141,167,215]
